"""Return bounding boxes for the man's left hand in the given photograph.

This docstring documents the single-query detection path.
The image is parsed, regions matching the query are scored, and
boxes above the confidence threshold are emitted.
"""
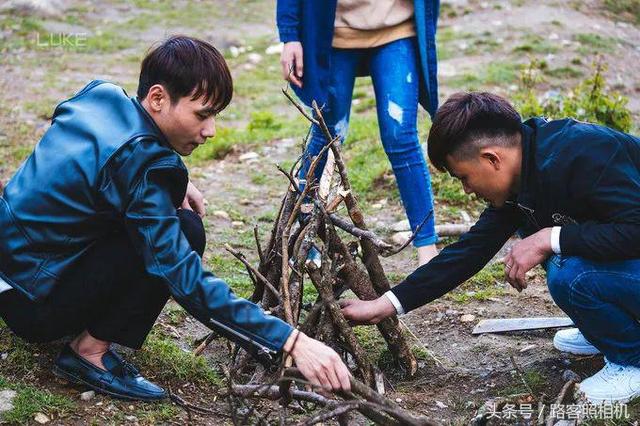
[181,181,206,218]
[504,227,553,292]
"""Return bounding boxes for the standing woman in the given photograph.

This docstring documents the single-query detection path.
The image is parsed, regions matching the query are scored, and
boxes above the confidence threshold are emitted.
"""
[277,0,441,266]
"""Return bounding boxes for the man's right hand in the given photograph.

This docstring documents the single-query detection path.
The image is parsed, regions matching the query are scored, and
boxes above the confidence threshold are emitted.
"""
[284,330,351,391]
[280,42,303,88]
[340,296,397,325]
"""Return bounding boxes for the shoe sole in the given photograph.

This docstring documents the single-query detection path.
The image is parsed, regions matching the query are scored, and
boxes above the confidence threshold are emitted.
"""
[579,387,640,404]
[553,337,601,355]
[52,365,166,402]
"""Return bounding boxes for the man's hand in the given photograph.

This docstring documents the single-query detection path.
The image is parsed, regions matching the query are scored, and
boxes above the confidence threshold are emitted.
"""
[181,181,205,218]
[504,227,553,292]
[284,330,351,391]
[340,296,397,325]
[280,42,303,88]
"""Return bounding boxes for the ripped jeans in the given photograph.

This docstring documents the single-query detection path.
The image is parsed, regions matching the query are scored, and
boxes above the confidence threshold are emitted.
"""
[298,37,437,247]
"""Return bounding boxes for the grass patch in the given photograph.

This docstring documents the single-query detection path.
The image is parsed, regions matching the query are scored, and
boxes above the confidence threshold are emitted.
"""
[513,34,558,54]
[135,402,181,423]
[134,330,221,387]
[545,66,584,79]
[574,33,618,51]
[447,262,507,303]
[162,302,188,326]
[604,0,640,23]
[84,30,133,53]
[0,376,74,424]
[500,369,548,396]
[448,62,520,89]
[190,111,307,163]
[208,254,253,299]
[353,326,387,362]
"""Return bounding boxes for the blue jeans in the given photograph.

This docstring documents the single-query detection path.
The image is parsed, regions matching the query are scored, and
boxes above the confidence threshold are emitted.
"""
[298,37,437,247]
[545,255,640,366]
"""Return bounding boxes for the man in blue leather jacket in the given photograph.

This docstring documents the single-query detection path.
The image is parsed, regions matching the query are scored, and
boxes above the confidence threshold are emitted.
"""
[342,92,640,404]
[0,36,350,401]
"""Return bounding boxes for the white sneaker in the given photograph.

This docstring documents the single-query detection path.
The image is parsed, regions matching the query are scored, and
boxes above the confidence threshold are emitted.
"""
[579,360,640,403]
[553,328,601,355]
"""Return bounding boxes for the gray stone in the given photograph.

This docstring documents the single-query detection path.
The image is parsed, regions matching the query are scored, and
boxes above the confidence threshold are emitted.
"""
[391,231,411,245]
[79,390,95,401]
[562,369,581,383]
[391,219,410,232]
[34,412,50,424]
[0,390,17,415]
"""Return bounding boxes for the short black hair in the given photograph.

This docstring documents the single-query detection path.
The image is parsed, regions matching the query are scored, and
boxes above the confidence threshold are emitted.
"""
[137,35,232,114]
[428,92,522,171]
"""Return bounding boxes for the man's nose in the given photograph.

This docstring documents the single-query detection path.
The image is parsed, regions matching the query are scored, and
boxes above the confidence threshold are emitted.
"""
[202,118,216,139]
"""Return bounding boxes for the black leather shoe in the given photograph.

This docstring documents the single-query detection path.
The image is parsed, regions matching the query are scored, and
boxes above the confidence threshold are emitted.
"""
[53,344,167,401]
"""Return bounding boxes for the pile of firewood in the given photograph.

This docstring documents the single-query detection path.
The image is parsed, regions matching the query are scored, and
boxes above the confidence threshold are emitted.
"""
[195,91,439,425]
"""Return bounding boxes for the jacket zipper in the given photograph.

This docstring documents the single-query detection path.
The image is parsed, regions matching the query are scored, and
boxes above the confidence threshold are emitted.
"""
[517,203,541,230]
[209,317,277,363]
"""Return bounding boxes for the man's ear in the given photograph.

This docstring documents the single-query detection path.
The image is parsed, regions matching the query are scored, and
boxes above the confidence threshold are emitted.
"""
[145,84,169,113]
[480,149,501,171]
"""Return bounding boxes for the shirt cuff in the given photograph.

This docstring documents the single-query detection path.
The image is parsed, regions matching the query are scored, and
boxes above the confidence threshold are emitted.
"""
[384,291,405,316]
[550,226,562,255]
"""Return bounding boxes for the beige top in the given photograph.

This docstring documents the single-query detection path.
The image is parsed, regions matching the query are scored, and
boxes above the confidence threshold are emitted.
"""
[333,0,416,49]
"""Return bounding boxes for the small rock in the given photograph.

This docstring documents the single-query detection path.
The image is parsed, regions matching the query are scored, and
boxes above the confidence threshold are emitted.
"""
[247,53,262,64]
[229,46,240,58]
[553,421,576,426]
[212,210,231,221]
[79,390,95,401]
[519,344,537,353]
[465,400,476,409]
[0,353,7,360]
[548,33,559,40]
[391,231,411,245]
[265,43,283,55]
[435,400,448,409]
[562,369,581,383]
[125,415,137,422]
[0,389,17,414]
[239,151,259,162]
[445,309,458,316]
[34,413,50,424]
[232,221,244,227]
[460,314,476,323]
[395,398,402,403]
[391,219,410,232]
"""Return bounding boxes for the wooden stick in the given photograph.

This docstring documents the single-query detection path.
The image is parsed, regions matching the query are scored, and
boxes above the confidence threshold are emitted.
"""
[225,244,281,302]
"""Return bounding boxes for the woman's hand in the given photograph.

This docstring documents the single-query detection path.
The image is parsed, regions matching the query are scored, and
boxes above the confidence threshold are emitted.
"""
[280,42,304,88]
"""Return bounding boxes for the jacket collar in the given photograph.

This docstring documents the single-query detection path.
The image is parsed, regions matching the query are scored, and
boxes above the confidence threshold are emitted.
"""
[511,119,538,209]
[131,97,171,148]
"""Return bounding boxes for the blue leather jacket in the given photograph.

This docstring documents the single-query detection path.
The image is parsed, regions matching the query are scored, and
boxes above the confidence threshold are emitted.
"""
[0,81,293,361]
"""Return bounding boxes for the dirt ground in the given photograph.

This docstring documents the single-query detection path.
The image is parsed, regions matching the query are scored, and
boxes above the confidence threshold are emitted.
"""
[0,0,639,424]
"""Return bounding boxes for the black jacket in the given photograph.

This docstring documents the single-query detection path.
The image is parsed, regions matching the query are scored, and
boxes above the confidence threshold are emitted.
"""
[391,117,640,312]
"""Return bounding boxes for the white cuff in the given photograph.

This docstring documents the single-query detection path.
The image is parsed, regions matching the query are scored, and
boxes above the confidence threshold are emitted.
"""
[550,226,562,255]
[383,291,405,316]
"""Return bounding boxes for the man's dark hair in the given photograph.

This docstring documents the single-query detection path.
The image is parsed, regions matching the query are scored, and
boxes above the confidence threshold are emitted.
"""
[137,35,233,114]
[427,92,522,171]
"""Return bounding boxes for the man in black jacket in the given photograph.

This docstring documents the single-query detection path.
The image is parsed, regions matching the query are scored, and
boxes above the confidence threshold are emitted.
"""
[342,92,640,404]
